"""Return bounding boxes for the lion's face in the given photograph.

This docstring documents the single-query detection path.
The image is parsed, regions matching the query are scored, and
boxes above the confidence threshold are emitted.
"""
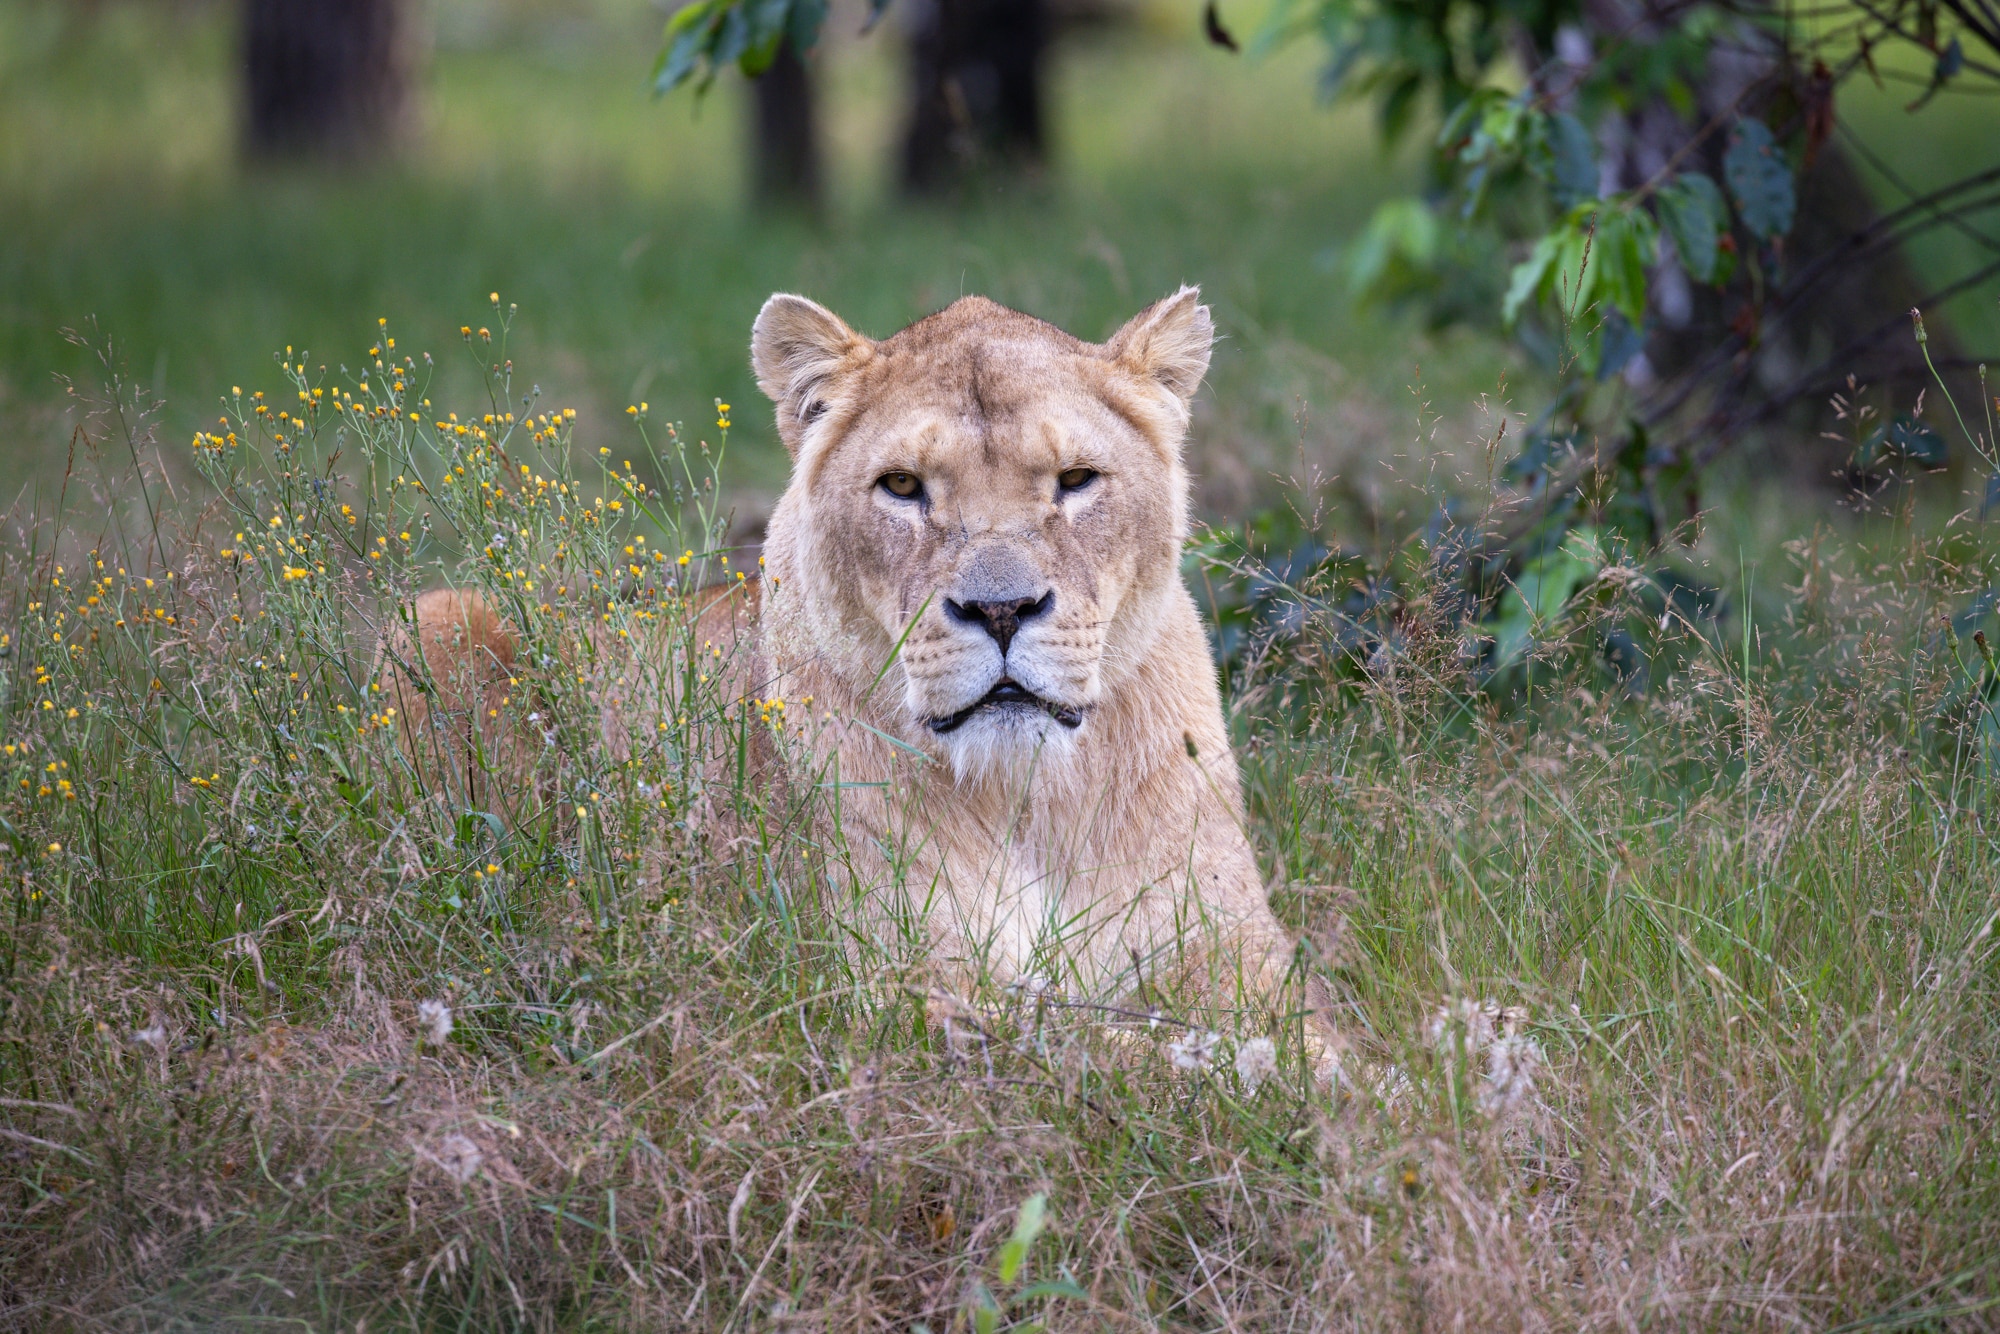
[754,290,1214,779]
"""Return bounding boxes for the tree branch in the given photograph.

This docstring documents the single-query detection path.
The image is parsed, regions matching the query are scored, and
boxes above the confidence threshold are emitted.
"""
[1635,167,2000,427]
[1683,254,2000,466]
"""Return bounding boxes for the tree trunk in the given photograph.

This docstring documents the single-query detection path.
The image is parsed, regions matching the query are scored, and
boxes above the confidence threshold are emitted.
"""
[901,0,1050,195]
[1556,3,1956,471]
[241,0,408,161]
[752,42,824,213]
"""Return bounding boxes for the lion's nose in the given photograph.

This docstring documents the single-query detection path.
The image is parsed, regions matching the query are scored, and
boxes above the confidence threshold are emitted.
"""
[944,590,1053,655]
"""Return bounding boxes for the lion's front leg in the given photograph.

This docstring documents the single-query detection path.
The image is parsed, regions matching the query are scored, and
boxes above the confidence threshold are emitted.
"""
[1205,905,1348,1091]
[1105,857,1346,1092]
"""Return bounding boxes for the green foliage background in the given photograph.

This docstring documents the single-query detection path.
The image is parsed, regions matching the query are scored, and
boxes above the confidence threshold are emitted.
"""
[2,0,1993,529]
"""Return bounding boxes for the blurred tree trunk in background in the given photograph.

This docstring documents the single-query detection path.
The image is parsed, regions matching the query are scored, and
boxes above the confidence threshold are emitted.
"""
[752,42,824,213]
[1558,2,1953,455]
[241,0,409,160]
[901,0,1050,194]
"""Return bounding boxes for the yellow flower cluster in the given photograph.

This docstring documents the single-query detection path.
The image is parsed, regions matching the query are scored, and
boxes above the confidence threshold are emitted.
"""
[527,408,577,446]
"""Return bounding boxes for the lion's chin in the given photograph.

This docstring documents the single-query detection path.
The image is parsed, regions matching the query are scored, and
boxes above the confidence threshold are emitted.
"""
[932,698,1085,787]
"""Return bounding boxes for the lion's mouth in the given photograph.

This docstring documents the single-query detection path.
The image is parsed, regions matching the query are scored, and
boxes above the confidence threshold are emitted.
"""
[927,679,1084,734]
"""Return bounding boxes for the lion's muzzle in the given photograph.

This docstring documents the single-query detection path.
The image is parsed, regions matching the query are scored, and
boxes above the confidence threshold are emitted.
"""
[899,541,1101,753]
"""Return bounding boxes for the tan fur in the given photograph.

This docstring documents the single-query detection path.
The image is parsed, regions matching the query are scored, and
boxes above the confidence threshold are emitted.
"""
[753,288,1336,1063]
[380,587,527,810]
[389,289,1337,1075]
[379,582,762,811]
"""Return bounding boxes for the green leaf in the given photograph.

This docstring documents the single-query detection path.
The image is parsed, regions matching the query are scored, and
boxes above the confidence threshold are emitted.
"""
[1379,71,1425,144]
[786,0,829,53]
[1866,414,1948,469]
[1437,89,1494,151]
[1013,1279,1090,1302]
[1554,213,1596,317]
[1490,527,1604,670]
[996,1192,1049,1284]
[1711,233,1737,288]
[1723,118,1795,241]
[1448,92,1531,217]
[1541,111,1599,209]
[661,0,720,39]
[1592,207,1656,327]
[1909,37,1964,110]
[1939,35,1966,80]
[1595,311,1645,381]
[652,0,723,95]
[1345,198,1440,299]
[1474,96,1532,158]
[1655,172,1724,283]
[736,0,791,76]
[1503,232,1562,327]
[712,2,755,72]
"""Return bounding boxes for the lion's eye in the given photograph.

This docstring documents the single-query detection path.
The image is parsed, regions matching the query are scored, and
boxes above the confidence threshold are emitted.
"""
[1057,467,1097,493]
[878,471,923,500]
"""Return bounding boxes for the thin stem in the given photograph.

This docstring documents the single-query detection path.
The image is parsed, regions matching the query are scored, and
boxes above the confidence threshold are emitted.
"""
[1914,310,1994,471]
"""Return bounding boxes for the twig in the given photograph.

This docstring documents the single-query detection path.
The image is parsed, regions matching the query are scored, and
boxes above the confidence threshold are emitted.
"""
[0,1125,96,1166]
[725,1168,820,1332]
[1685,256,2000,465]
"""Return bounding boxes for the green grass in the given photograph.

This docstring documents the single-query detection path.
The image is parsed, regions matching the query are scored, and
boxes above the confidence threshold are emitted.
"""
[3,1,1991,532]
[0,0,1516,521]
[1,318,1997,1329]
[4,3,2000,1328]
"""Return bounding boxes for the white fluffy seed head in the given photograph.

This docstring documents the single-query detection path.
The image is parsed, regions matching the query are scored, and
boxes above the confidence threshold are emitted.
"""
[1234,1036,1278,1091]
[1168,1029,1219,1072]
[432,1132,482,1184]
[1424,996,1527,1056]
[1478,1033,1544,1117]
[417,998,453,1046]
[1424,996,1541,1117]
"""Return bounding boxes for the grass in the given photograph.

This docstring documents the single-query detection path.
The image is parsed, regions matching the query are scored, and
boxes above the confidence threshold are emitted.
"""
[0,0,1514,521]
[1,309,1997,1330]
[4,0,1992,525]
[4,2,2000,1327]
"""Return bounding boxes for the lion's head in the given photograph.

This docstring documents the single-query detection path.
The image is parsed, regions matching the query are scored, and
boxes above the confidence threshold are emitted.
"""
[752,288,1214,780]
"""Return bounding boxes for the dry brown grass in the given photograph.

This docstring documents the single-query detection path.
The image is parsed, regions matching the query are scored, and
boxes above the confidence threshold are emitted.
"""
[3,337,1998,1332]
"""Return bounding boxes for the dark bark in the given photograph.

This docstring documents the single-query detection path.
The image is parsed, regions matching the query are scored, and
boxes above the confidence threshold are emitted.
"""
[1641,140,1958,456]
[1556,2,1964,472]
[241,0,408,161]
[752,42,824,213]
[901,0,1050,194]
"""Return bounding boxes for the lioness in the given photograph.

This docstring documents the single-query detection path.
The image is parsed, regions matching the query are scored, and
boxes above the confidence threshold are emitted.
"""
[394,288,1337,1076]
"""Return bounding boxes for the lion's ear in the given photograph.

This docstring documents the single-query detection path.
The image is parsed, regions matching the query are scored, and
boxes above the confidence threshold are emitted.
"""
[751,294,869,456]
[1104,285,1214,410]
